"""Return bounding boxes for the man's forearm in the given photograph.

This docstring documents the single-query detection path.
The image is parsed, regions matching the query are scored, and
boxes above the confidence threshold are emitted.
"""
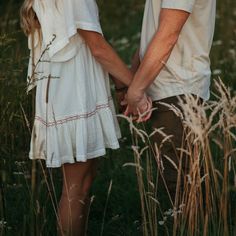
[129,9,190,94]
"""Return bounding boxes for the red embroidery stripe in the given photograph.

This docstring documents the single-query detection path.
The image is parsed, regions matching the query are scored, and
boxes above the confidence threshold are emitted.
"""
[35,99,113,127]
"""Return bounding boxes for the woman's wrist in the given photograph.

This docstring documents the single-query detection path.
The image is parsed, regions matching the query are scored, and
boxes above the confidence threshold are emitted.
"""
[115,85,128,93]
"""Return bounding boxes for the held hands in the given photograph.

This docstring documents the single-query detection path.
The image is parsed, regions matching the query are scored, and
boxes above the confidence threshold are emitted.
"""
[114,48,152,122]
[117,87,152,123]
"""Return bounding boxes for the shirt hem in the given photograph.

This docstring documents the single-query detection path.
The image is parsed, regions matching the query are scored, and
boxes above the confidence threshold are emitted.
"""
[149,91,210,102]
[76,21,103,35]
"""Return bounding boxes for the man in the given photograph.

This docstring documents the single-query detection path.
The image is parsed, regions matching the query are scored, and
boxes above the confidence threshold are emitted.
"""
[125,0,216,203]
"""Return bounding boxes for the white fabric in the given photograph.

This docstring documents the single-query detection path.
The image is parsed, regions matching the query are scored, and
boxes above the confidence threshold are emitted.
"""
[32,0,102,59]
[27,0,121,167]
[140,0,216,101]
[27,0,103,91]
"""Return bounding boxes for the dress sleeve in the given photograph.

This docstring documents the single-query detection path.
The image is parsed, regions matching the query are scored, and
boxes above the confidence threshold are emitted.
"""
[68,0,103,34]
[28,0,103,62]
[161,0,196,13]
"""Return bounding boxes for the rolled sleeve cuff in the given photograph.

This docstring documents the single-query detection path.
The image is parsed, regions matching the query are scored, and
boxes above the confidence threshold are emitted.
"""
[162,0,195,13]
[76,21,103,35]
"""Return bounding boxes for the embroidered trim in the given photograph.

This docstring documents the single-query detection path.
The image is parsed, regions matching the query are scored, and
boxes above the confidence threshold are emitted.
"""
[35,98,114,127]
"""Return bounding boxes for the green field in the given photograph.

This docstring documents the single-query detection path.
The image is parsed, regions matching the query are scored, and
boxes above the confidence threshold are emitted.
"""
[0,1,236,235]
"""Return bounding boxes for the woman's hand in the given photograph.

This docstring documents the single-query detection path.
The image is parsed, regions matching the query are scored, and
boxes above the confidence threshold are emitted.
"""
[109,74,128,113]
[115,88,128,113]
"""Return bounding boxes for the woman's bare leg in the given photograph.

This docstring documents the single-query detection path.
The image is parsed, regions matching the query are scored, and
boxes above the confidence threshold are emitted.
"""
[57,159,97,236]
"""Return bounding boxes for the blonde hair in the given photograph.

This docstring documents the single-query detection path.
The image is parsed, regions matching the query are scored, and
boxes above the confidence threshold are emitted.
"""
[20,0,40,35]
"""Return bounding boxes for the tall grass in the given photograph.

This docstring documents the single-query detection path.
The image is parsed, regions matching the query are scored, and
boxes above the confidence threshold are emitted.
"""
[121,79,236,235]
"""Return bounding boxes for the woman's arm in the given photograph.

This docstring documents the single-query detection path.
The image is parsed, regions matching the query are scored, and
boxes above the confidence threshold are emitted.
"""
[79,29,151,120]
[130,47,140,74]
[78,29,132,88]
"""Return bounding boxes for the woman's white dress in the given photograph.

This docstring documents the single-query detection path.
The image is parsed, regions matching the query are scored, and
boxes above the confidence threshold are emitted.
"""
[27,0,121,168]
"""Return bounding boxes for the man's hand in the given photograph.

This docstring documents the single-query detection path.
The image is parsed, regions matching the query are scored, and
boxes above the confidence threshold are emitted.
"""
[124,88,152,122]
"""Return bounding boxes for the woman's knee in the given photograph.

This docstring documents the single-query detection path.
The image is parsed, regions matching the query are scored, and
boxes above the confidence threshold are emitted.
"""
[62,160,97,198]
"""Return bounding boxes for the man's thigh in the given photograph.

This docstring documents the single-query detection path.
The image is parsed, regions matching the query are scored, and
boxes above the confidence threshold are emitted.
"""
[151,95,185,159]
[150,95,187,200]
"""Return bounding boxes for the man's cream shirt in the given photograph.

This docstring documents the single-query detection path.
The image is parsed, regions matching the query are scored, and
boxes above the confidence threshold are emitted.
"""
[140,0,216,101]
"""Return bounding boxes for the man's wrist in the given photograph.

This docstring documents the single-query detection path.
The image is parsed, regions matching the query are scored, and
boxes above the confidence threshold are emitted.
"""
[128,85,145,96]
[127,86,145,102]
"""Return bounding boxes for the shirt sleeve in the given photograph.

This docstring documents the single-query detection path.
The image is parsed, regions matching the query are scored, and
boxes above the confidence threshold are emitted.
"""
[70,0,102,34]
[161,0,196,13]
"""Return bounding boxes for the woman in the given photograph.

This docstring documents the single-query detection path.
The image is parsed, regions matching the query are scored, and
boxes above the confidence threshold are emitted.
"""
[20,0,150,235]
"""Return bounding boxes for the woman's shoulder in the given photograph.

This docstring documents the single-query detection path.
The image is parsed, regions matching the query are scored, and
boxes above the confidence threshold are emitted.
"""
[33,0,99,23]
[29,0,102,60]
